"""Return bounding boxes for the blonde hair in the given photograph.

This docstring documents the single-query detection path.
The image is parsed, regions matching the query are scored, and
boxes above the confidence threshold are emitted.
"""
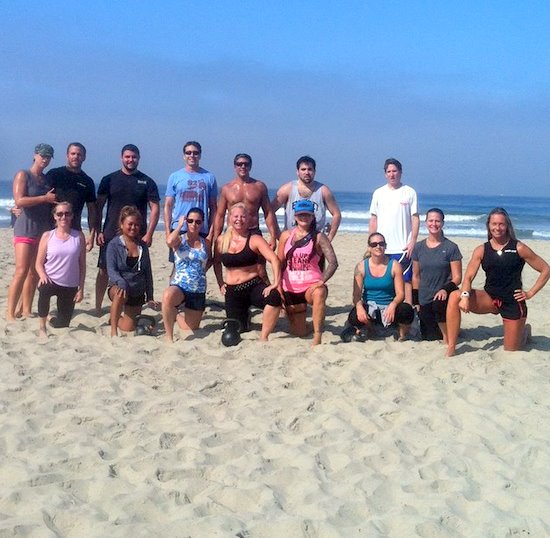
[221,202,246,254]
[51,201,73,215]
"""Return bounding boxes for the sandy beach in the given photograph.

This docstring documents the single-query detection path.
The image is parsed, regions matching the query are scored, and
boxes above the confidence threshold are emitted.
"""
[1,228,550,537]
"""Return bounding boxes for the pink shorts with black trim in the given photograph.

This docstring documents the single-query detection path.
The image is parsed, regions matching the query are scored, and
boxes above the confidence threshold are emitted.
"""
[13,236,40,246]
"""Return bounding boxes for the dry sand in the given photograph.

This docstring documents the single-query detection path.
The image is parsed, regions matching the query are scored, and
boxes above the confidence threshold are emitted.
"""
[1,229,550,537]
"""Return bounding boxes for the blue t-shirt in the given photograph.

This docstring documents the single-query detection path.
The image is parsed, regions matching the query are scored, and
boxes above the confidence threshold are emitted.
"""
[165,167,217,235]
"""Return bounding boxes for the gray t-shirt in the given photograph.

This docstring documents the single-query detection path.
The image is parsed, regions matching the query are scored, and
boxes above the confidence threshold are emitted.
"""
[412,237,462,305]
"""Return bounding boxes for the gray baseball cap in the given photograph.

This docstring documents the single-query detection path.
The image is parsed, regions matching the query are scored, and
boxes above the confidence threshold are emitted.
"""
[34,143,54,158]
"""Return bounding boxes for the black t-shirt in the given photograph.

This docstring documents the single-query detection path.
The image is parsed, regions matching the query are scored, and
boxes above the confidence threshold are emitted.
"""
[46,166,96,231]
[98,170,160,241]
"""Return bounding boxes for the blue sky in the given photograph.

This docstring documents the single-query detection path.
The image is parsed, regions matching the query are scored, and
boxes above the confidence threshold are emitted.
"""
[2,0,550,195]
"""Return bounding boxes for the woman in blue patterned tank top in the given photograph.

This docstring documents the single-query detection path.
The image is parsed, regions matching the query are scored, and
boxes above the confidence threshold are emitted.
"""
[162,207,211,342]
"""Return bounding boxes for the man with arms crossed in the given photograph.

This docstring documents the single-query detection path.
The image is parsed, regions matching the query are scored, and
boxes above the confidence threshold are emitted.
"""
[47,142,97,251]
[369,158,419,304]
[164,141,218,249]
[272,155,341,242]
[95,144,160,315]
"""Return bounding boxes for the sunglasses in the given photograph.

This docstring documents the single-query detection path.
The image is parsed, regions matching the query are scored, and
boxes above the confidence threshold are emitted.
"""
[184,150,200,156]
[369,241,387,248]
[234,161,251,168]
[186,218,202,225]
[55,211,72,217]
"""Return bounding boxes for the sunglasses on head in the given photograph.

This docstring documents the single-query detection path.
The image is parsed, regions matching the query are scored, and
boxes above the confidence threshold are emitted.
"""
[186,218,202,225]
[369,241,387,248]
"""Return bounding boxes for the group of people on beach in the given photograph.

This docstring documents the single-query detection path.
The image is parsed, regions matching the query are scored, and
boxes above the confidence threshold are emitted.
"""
[6,141,550,355]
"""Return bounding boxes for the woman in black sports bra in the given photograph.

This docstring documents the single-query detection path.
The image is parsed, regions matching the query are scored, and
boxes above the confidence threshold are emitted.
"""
[446,207,549,357]
[214,203,281,341]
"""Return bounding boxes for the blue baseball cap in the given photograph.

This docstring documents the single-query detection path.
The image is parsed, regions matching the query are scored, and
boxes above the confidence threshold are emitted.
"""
[293,199,315,215]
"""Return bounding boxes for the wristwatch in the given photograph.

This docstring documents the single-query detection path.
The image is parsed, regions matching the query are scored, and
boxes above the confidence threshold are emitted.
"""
[460,291,470,298]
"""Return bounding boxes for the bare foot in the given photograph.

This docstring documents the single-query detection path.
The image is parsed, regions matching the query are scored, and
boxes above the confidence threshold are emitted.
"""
[445,344,456,357]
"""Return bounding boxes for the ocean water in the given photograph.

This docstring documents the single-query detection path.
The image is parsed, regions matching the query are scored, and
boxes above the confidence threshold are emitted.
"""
[1,181,548,240]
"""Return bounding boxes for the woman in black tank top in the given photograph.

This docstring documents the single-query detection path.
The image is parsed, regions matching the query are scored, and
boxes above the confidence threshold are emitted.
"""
[446,208,549,356]
[213,203,282,341]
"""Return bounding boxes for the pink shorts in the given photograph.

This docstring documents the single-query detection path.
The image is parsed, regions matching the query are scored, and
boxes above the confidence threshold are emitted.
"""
[13,236,40,246]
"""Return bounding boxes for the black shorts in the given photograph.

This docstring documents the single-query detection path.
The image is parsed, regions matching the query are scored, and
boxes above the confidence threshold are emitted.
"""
[225,276,281,326]
[348,301,415,329]
[491,296,527,321]
[97,242,110,269]
[108,286,144,307]
[170,285,206,311]
[283,290,307,306]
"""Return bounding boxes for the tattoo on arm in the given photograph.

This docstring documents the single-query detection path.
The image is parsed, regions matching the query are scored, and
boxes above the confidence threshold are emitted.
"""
[319,236,338,282]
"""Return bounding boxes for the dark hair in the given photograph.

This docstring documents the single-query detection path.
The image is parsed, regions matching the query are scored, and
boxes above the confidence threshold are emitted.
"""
[183,141,202,154]
[66,142,86,157]
[233,153,252,166]
[187,206,205,220]
[425,207,445,220]
[121,144,140,156]
[296,155,316,170]
[119,205,142,226]
[486,207,516,241]
[368,232,386,244]
[384,158,402,172]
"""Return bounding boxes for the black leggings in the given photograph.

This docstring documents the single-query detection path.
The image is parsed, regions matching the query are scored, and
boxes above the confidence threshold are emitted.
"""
[225,277,282,328]
[348,302,414,329]
[418,300,447,340]
[37,282,78,327]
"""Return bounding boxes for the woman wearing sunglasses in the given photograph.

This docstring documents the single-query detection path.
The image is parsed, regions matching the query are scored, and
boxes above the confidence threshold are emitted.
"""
[106,205,156,337]
[35,202,86,338]
[162,207,211,341]
[341,232,414,341]
[277,199,338,346]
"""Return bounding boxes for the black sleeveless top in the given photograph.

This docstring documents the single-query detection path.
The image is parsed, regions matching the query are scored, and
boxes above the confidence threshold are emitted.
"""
[482,239,524,301]
[221,234,259,268]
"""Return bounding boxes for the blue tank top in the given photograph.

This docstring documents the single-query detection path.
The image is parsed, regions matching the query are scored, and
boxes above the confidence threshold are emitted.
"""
[171,237,208,293]
[362,258,395,305]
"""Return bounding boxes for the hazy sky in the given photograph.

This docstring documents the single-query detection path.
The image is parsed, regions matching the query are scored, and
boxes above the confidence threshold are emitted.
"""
[2,1,550,195]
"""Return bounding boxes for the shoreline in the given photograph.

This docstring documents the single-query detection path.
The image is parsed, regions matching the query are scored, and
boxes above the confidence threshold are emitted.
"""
[1,229,550,534]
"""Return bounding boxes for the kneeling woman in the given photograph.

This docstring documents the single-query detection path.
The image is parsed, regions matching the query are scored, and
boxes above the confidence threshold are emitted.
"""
[412,208,462,342]
[106,206,156,337]
[214,203,281,342]
[35,202,86,337]
[342,232,414,341]
[446,208,549,357]
[162,208,210,342]
[278,199,338,345]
